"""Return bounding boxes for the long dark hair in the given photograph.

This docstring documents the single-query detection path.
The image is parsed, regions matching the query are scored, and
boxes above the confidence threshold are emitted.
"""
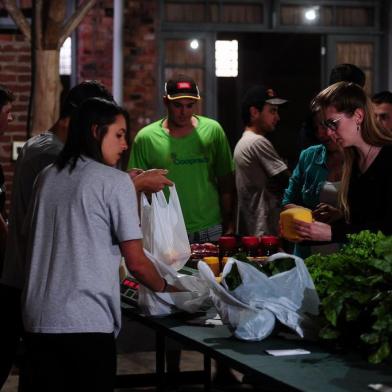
[59,80,113,119]
[0,84,14,110]
[56,98,129,172]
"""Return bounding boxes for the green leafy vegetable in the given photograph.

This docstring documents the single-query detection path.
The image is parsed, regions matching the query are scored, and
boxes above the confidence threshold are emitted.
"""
[262,257,296,277]
[224,262,242,291]
[223,252,295,291]
[306,230,392,364]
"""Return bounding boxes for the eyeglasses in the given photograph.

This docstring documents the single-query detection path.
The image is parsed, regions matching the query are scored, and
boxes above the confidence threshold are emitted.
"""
[321,115,344,132]
[376,113,388,121]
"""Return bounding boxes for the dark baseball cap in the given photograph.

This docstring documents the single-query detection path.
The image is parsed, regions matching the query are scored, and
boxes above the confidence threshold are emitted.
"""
[243,85,288,106]
[164,75,201,100]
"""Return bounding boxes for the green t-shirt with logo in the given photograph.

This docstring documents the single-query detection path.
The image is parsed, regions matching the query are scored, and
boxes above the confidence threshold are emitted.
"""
[129,115,234,233]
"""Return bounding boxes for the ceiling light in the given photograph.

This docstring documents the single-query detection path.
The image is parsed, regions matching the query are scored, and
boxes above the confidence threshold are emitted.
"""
[304,7,319,22]
[190,39,199,50]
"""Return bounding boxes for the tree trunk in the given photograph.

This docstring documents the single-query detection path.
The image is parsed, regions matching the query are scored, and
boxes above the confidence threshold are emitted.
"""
[31,49,62,134]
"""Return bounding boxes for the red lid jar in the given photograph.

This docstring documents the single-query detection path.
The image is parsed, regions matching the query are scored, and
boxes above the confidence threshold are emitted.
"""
[260,235,279,246]
[241,236,259,257]
[259,235,279,256]
[218,236,237,248]
[218,236,238,260]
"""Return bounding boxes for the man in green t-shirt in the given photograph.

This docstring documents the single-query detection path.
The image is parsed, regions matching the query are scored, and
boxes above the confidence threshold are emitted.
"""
[129,74,235,242]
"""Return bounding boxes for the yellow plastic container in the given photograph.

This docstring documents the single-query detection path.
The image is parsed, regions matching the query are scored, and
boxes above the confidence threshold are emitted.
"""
[280,207,313,241]
[203,256,220,276]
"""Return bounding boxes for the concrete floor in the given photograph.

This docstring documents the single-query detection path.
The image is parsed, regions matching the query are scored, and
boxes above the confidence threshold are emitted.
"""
[2,352,249,392]
[1,318,254,392]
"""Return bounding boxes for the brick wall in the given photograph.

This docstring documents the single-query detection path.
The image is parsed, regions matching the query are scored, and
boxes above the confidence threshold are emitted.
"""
[122,0,159,142]
[0,0,160,210]
[0,32,31,212]
[77,0,159,142]
[77,2,114,92]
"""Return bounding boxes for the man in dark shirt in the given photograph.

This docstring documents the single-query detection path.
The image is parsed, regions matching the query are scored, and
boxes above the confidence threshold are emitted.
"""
[0,84,14,389]
[372,91,392,135]
[0,85,14,269]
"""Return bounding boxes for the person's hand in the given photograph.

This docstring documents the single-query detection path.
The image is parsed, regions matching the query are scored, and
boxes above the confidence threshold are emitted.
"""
[313,203,342,224]
[293,219,332,242]
[166,283,181,292]
[128,168,144,180]
[129,168,173,193]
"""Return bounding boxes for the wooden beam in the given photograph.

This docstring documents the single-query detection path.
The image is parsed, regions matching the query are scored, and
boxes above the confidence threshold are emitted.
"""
[44,0,67,49]
[34,0,43,49]
[1,0,31,42]
[58,0,97,49]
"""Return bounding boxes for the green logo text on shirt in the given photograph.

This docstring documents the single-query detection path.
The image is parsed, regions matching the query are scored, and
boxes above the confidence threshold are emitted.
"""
[171,153,209,165]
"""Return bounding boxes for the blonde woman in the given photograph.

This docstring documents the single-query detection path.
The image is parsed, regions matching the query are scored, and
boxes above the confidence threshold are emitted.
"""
[294,82,392,243]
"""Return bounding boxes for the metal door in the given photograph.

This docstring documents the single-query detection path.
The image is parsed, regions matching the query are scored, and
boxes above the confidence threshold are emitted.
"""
[159,32,217,118]
[326,35,380,94]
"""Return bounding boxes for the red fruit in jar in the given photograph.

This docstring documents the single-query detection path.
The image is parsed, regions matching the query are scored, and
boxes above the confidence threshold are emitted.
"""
[203,242,218,251]
[190,243,200,251]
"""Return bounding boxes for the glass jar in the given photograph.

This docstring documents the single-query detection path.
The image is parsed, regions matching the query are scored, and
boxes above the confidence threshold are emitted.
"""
[241,236,259,257]
[203,256,220,276]
[259,235,280,256]
[218,236,237,257]
[218,236,237,271]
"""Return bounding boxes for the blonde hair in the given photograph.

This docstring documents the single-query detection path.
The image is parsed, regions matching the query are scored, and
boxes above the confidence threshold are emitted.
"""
[311,82,392,221]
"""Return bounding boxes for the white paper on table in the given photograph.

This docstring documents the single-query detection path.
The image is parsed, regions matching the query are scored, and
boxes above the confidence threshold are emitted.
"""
[368,384,392,392]
[205,316,223,326]
[265,349,311,356]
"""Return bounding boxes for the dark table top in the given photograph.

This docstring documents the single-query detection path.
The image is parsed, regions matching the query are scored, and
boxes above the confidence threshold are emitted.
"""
[122,305,392,392]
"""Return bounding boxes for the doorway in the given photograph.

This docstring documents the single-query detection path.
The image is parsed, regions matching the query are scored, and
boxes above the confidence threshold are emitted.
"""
[217,32,322,168]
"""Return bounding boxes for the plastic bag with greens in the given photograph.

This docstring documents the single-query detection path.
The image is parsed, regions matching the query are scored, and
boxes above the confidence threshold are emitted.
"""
[198,253,319,341]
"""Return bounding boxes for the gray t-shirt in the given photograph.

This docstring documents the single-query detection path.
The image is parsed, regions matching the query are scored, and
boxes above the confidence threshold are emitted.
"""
[22,157,142,336]
[234,131,287,236]
[1,132,63,289]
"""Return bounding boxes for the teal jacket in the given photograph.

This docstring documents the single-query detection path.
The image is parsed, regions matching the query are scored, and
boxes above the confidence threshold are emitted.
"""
[282,144,328,209]
[282,145,330,259]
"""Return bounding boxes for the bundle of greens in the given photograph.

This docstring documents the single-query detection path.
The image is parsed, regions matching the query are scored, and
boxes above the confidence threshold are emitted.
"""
[223,252,295,291]
[262,257,296,277]
[305,230,392,364]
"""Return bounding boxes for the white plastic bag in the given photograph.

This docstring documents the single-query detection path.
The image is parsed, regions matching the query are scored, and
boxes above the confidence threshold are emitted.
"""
[138,187,208,315]
[198,253,319,341]
[140,185,190,270]
[198,261,275,341]
[138,250,210,316]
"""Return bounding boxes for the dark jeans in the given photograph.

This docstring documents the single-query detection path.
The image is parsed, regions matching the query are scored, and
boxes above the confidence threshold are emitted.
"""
[24,332,116,392]
[0,284,24,389]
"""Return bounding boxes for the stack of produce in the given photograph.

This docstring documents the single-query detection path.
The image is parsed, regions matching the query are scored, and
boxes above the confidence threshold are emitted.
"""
[305,230,392,364]
[190,242,218,259]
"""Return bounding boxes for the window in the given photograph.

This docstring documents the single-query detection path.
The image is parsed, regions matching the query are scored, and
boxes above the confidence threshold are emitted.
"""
[280,4,375,28]
[163,38,206,114]
[336,41,374,94]
[164,1,264,24]
[215,40,238,77]
[59,37,72,75]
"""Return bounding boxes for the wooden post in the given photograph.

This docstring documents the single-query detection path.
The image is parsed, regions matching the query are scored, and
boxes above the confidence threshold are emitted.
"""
[1,0,97,135]
[31,49,61,134]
